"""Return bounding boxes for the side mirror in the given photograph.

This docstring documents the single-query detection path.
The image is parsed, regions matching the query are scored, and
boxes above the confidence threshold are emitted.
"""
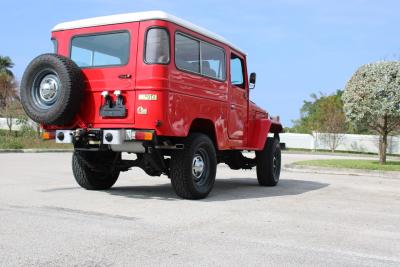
[249,72,256,89]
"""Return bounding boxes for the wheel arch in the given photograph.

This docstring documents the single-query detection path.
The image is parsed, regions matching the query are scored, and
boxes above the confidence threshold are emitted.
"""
[248,119,283,150]
[188,118,218,149]
[269,122,283,136]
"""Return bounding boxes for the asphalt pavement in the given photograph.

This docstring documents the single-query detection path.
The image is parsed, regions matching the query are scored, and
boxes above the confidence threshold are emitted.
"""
[0,152,399,266]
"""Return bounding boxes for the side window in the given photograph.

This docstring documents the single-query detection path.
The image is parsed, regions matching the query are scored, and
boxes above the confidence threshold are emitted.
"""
[230,54,244,88]
[145,28,170,64]
[200,42,226,80]
[175,32,226,81]
[175,33,200,73]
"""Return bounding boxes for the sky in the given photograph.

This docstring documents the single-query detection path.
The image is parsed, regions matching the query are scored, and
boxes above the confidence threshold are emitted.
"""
[1,0,399,126]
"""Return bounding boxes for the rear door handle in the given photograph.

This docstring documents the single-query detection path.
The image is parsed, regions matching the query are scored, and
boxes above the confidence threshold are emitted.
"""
[230,104,235,110]
[118,74,132,79]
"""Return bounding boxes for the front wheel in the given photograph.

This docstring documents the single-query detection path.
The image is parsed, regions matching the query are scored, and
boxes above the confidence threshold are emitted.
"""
[72,151,120,190]
[255,137,281,186]
[170,133,217,199]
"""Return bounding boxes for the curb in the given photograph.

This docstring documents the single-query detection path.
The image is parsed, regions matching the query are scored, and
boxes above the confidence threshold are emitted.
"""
[282,150,400,160]
[0,149,73,153]
[284,163,400,179]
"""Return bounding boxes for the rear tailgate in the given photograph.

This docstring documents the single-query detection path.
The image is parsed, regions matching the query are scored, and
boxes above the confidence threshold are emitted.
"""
[52,22,139,127]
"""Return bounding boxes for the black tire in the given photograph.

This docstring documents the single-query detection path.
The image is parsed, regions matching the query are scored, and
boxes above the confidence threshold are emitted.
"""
[255,137,281,186]
[20,53,84,125]
[72,151,120,190]
[170,133,217,199]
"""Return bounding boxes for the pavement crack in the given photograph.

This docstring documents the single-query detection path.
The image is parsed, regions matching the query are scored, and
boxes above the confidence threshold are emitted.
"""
[5,204,138,222]
[41,206,138,221]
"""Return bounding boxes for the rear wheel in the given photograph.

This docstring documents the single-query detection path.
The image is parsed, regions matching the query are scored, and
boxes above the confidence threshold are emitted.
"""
[255,137,281,186]
[72,151,120,190]
[170,133,217,199]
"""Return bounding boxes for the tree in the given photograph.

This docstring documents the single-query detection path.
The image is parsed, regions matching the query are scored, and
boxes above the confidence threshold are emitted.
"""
[0,56,16,109]
[0,56,14,78]
[0,56,20,133]
[318,93,347,152]
[291,93,323,133]
[291,90,348,152]
[4,99,24,134]
[342,61,400,164]
[0,73,15,108]
[0,72,21,133]
[291,91,347,132]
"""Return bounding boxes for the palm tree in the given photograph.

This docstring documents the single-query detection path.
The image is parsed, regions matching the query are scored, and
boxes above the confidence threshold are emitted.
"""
[0,56,14,78]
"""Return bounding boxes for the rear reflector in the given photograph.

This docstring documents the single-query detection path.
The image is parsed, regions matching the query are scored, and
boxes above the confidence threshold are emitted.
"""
[42,131,55,140]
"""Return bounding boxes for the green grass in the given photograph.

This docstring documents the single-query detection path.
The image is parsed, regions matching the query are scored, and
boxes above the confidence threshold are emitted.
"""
[0,129,72,149]
[295,159,400,172]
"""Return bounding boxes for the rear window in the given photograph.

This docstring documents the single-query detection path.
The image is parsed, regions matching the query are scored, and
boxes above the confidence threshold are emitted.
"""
[71,32,130,68]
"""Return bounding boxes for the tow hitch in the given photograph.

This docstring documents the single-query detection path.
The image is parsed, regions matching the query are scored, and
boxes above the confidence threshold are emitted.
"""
[69,129,104,150]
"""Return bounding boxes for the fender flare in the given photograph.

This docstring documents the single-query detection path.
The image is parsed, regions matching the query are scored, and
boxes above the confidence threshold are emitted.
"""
[250,119,283,150]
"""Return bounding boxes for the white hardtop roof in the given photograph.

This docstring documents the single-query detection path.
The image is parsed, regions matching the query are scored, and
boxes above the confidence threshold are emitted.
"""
[52,10,245,54]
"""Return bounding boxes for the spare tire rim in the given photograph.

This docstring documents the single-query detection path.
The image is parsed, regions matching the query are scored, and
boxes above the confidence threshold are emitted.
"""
[32,69,61,109]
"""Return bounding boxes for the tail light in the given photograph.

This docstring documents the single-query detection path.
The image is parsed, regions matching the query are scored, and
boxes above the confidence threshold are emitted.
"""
[125,130,154,141]
[134,131,153,141]
[42,130,55,140]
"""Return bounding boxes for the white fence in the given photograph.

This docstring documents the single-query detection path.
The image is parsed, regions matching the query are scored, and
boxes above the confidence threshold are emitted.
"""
[281,132,400,155]
[0,118,36,131]
[0,118,17,130]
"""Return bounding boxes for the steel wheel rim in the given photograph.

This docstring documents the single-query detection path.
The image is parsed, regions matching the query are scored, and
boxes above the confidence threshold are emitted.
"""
[273,148,281,180]
[32,69,61,109]
[192,148,210,186]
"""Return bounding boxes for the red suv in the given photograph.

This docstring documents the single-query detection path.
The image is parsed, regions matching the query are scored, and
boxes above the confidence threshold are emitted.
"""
[20,11,283,199]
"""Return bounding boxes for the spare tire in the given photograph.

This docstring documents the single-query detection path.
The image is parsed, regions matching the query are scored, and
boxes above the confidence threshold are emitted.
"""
[20,53,84,125]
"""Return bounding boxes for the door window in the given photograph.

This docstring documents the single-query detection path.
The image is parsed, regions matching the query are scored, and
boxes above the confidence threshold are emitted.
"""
[230,54,244,88]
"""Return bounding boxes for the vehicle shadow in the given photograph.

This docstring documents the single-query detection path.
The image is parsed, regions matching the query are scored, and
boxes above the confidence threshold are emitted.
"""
[105,178,329,202]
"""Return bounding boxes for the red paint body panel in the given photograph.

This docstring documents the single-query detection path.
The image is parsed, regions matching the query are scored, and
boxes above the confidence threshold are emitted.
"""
[49,19,282,151]
[52,22,139,128]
